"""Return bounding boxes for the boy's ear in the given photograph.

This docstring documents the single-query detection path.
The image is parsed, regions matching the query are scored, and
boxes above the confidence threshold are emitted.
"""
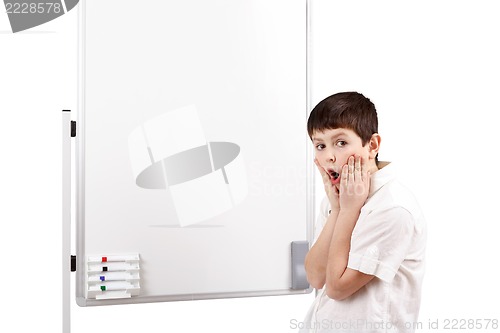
[368,133,381,159]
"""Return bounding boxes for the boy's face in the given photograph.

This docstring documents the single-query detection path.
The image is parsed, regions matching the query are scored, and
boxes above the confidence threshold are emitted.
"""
[312,128,380,188]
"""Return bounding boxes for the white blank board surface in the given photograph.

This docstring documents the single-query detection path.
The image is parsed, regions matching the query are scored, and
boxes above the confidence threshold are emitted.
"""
[76,0,312,306]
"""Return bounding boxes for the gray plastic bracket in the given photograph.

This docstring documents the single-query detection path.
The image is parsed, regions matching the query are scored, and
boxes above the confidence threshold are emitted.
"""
[291,241,310,290]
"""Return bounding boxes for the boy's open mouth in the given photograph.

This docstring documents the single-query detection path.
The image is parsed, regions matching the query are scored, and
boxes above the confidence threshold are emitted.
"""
[328,169,340,184]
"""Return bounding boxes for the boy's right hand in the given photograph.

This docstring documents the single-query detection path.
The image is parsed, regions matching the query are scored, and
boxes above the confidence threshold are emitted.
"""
[314,158,340,213]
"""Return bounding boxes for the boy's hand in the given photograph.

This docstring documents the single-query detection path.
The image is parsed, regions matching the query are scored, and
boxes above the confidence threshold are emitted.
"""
[314,158,340,213]
[339,155,371,214]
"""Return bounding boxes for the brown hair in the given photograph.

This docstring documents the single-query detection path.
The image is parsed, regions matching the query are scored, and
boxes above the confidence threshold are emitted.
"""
[307,91,378,146]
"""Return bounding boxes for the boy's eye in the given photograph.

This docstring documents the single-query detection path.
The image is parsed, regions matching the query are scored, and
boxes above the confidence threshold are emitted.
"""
[315,144,326,151]
[336,140,347,147]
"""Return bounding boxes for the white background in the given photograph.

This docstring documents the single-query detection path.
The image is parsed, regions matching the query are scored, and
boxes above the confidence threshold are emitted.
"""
[1,1,499,332]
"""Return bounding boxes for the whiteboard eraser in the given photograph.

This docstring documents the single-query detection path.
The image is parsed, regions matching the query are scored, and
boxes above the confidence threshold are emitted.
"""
[291,241,310,290]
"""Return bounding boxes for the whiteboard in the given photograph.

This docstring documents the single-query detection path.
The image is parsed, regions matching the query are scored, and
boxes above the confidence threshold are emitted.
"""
[76,0,313,306]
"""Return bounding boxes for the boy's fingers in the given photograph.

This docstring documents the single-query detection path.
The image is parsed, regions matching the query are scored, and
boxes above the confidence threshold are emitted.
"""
[314,159,330,184]
[314,159,325,176]
[341,164,349,188]
[348,155,354,181]
[360,155,369,182]
[364,171,371,194]
[355,155,362,181]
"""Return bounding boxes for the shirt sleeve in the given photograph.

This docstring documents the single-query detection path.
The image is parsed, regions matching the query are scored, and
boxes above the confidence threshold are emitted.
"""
[347,206,414,283]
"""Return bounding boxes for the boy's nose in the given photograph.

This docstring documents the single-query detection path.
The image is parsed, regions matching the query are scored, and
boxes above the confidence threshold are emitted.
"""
[326,151,336,163]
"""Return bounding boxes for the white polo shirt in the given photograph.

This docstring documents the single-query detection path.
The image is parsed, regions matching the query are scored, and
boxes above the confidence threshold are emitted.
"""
[300,162,427,333]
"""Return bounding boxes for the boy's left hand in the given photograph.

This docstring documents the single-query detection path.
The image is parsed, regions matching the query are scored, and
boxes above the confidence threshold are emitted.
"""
[339,155,371,213]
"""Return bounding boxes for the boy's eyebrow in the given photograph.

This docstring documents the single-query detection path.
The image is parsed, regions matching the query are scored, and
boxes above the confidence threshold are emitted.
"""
[312,131,349,142]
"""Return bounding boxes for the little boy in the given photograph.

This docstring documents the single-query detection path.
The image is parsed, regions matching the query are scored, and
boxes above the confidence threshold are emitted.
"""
[300,92,426,333]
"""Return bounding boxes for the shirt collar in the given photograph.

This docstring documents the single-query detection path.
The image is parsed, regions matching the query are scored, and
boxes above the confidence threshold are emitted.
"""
[368,161,396,198]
